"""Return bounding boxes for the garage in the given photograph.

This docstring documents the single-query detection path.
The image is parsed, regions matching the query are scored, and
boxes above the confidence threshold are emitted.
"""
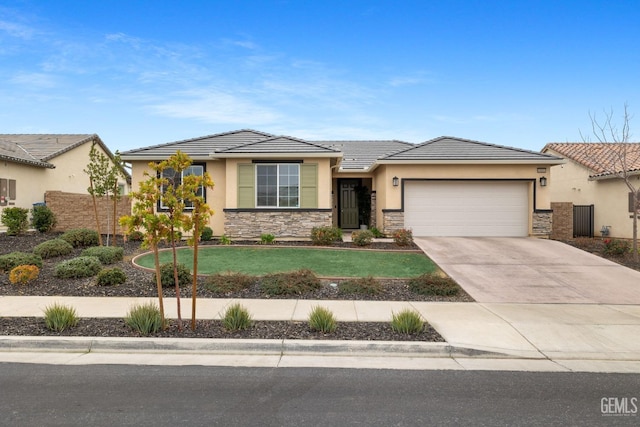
[404,180,529,237]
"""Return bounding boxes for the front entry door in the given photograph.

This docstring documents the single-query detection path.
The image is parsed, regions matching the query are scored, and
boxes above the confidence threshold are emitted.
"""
[340,180,359,228]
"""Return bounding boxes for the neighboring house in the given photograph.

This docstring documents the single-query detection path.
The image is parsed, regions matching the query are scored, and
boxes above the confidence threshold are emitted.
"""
[542,143,640,239]
[0,134,130,215]
[121,129,562,238]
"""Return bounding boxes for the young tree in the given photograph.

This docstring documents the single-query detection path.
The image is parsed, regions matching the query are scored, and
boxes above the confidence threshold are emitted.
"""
[581,103,640,262]
[107,151,127,246]
[182,170,214,331]
[84,143,110,246]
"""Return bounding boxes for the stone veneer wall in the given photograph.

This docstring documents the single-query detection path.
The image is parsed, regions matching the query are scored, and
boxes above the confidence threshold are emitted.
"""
[532,210,552,236]
[550,202,573,241]
[45,191,131,234]
[382,210,404,235]
[223,209,332,238]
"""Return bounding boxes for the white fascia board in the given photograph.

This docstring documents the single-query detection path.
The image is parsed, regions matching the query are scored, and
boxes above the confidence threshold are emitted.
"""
[375,159,566,165]
[209,152,342,159]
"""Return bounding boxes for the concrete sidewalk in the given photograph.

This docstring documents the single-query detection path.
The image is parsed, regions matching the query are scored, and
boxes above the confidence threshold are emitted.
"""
[2,296,640,372]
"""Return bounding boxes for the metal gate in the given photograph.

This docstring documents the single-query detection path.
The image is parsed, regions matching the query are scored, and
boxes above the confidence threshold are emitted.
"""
[573,204,594,238]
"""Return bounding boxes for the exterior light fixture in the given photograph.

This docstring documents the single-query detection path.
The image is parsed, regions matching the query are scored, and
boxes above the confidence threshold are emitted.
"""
[540,176,547,187]
[392,176,399,187]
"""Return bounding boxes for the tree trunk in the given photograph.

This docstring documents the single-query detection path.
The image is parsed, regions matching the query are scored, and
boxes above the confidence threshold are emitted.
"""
[152,244,166,328]
[89,177,103,246]
[191,219,199,331]
[112,183,118,246]
[171,225,183,331]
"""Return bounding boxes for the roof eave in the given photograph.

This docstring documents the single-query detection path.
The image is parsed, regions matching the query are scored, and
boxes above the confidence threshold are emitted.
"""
[376,159,566,165]
[589,170,640,181]
[209,152,343,159]
[0,154,55,169]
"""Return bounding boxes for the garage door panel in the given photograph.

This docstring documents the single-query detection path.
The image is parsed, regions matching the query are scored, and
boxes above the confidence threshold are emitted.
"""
[404,181,529,237]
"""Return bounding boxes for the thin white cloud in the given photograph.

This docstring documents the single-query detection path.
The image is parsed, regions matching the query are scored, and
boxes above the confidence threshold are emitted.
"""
[9,72,57,88]
[0,19,35,39]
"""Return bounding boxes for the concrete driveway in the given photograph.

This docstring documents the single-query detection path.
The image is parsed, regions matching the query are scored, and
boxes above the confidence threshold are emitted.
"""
[414,237,640,304]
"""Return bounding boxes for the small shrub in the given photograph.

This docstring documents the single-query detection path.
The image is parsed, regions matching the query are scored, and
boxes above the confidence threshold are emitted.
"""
[408,273,460,296]
[219,234,231,245]
[338,276,383,295]
[1,207,29,235]
[205,272,255,293]
[351,229,374,246]
[223,303,252,331]
[310,226,343,245]
[390,309,424,335]
[60,228,100,247]
[9,265,40,285]
[31,205,57,233]
[128,230,144,242]
[308,306,337,333]
[393,228,413,246]
[0,252,43,272]
[81,246,124,265]
[370,226,384,238]
[125,302,163,335]
[603,238,630,256]
[260,269,321,296]
[259,233,275,244]
[156,262,192,288]
[33,238,74,259]
[201,226,214,241]
[44,303,79,332]
[97,267,127,286]
[54,256,102,279]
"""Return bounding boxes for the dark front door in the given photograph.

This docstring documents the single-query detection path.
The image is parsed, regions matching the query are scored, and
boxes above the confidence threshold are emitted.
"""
[340,180,359,228]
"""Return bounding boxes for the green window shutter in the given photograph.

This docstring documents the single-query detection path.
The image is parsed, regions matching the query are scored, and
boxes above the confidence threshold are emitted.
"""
[237,164,255,208]
[300,163,318,208]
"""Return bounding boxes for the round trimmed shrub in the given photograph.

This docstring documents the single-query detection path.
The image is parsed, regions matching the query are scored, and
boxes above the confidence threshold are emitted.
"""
[351,229,374,246]
[260,269,321,296]
[0,252,43,272]
[128,230,144,242]
[408,273,460,296]
[310,226,343,245]
[392,228,413,246]
[81,246,124,265]
[201,226,214,241]
[33,238,74,259]
[205,272,255,293]
[155,262,192,288]
[0,207,29,235]
[60,228,100,247]
[31,205,57,233]
[9,265,40,285]
[96,267,127,286]
[338,276,382,295]
[54,256,102,279]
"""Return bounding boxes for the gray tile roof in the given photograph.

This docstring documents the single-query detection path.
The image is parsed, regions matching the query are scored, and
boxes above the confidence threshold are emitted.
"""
[0,134,98,168]
[120,129,274,159]
[381,136,563,162]
[218,136,340,154]
[316,140,413,170]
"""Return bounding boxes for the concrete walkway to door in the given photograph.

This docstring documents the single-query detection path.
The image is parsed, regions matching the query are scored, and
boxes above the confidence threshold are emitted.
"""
[414,237,640,304]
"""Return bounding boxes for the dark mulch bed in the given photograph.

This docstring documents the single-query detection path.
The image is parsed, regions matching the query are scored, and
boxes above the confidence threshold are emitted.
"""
[567,237,640,271]
[0,231,458,342]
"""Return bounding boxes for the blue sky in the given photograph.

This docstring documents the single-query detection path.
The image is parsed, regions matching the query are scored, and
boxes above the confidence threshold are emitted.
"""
[1,0,638,153]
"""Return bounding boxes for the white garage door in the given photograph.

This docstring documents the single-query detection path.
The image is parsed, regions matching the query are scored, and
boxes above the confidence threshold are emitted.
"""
[404,181,529,237]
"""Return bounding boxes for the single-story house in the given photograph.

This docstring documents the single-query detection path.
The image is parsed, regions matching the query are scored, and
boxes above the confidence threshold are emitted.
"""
[542,142,640,239]
[120,129,563,238]
[0,134,130,214]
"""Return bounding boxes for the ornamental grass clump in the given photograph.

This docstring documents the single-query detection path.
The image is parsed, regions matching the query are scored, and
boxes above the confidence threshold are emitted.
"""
[223,303,252,331]
[390,309,424,335]
[0,251,43,272]
[308,306,337,333]
[9,265,40,285]
[205,272,255,293]
[33,238,74,259]
[338,276,383,295]
[81,246,124,265]
[125,302,163,335]
[96,267,127,286]
[43,303,79,332]
[260,269,321,296]
[408,273,460,296]
[54,256,102,279]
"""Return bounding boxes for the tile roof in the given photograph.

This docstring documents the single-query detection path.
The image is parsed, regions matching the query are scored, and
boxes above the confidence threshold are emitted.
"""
[382,136,562,162]
[543,142,640,178]
[218,136,340,154]
[316,140,412,170]
[0,134,98,168]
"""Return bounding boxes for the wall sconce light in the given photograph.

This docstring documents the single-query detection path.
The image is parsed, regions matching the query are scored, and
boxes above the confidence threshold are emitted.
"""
[540,176,547,187]
[392,176,399,187]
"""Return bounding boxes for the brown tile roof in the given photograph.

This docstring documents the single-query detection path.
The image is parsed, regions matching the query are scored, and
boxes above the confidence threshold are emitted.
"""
[543,143,640,177]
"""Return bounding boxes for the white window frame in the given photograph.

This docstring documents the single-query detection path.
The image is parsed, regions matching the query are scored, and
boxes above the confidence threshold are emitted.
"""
[255,163,300,208]
[159,164,205,211]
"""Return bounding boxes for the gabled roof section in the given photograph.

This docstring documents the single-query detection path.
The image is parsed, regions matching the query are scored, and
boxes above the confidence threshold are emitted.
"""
[0,134,99,168]
[316,140,413,170]
[120,129,273,160]
[381,136,563,163]
[216,135,341,155]
[543,142,640,178]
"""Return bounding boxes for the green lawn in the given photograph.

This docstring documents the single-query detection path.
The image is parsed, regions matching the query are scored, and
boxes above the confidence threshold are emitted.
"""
[134,246,436,278]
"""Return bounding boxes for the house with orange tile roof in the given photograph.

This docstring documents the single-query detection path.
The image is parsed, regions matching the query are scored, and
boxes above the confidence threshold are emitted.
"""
[542,143,640,239]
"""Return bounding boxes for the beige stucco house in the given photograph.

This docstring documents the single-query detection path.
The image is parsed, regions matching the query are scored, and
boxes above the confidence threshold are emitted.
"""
[121,129,562,238]
[0,134,130,216]
[543,143,640,239]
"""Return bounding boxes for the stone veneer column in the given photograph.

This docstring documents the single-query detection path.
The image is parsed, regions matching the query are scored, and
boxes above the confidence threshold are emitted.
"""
[550,202,573,241]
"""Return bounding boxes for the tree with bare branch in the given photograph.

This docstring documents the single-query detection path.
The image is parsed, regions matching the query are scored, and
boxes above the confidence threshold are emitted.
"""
[580,103,639,262]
